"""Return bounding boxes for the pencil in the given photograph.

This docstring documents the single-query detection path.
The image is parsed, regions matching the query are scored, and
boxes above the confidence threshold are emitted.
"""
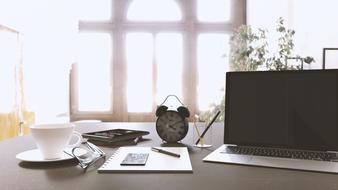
[195,110,221,145]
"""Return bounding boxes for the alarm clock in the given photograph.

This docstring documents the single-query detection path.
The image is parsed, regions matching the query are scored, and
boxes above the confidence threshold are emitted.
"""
[155,95,190,143]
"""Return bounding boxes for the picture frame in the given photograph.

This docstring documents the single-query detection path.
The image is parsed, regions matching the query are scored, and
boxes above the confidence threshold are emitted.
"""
[322,48,338,69]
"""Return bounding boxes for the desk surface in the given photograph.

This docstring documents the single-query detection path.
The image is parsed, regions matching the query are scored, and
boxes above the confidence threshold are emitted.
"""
[1,122,338,190]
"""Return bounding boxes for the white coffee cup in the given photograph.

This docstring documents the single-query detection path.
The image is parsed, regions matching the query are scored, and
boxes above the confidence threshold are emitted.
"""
[30,123,83,160]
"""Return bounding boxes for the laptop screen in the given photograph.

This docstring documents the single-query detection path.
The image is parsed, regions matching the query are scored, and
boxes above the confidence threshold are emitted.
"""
[224,70,338,151]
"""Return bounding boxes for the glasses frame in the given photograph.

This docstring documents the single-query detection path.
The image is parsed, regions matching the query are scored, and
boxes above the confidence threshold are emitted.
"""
[66,139,106,172]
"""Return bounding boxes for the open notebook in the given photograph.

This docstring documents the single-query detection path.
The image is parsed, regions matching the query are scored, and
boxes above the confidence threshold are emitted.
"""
[98,147,192,173]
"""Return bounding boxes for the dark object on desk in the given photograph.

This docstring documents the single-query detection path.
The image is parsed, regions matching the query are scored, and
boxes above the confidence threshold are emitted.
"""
[151,147,180,158]
[88,137,148,147]
[155,95,190,143]
[82,129,149,144]
[204,69,338,174]
[195,110,220,145]
[120,153,149,166]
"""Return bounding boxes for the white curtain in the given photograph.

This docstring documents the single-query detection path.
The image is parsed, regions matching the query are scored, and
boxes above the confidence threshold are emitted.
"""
[0,24,34,141]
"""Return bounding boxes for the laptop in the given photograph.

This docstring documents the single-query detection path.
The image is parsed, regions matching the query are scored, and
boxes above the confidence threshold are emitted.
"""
[203,69,338,173]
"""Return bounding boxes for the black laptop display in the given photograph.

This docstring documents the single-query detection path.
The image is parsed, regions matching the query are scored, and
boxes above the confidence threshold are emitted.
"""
[225,69,338,151]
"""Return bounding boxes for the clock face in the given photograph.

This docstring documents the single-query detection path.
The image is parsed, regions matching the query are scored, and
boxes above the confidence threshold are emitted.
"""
[156,110,188,143]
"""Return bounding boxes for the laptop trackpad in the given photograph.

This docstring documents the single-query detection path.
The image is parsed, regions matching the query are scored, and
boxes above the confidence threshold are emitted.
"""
[227,154,253,163]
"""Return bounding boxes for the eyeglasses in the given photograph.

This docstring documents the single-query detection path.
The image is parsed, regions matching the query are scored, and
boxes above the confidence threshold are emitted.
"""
[65,139,106,172]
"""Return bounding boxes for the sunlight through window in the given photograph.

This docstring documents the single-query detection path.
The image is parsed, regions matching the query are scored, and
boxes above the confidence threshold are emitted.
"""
[127,0,182,21]
[198,34,230,111]
[197,0,231,22]
[156,33,183,105]
[73,0,245,121]
[78,33,112,111]
[0,31,17,113]
[126,33,153,112]
[77,0,111,21]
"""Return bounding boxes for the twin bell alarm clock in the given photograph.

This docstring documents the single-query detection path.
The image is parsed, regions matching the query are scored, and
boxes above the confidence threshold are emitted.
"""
[155,95,190,143]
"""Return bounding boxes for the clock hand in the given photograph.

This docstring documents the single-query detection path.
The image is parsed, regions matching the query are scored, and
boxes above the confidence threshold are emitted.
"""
[168,125,175,129]
[168,124,176,131]
[171,120,183,126]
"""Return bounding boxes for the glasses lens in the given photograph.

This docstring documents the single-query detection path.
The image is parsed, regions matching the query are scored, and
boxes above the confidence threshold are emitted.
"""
[72,143,105,171]
[73,148,92,164]
[85,155,106,172]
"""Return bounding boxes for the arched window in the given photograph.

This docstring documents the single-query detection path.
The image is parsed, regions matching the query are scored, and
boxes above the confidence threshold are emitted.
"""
[127,0,182,21]
[74,0,246,121]
[197,0,231,22]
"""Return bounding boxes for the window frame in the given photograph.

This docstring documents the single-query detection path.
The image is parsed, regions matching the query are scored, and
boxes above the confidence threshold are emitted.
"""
[71,0,246,122]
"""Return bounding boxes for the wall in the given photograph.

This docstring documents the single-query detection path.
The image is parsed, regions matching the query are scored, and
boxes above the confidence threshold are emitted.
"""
[247,0,338,69]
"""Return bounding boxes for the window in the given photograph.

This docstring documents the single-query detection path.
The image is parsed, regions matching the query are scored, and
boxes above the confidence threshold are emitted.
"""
[197,34,230,111]
[127,0,182,21]
[197,0,231,22]
[77,33,112,111]
[156,33,183,104]
[73,0,246,121]
[126,32,153,112]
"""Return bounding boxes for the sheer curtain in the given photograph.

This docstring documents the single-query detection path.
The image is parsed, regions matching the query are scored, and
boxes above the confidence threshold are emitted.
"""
[0,24,34,141]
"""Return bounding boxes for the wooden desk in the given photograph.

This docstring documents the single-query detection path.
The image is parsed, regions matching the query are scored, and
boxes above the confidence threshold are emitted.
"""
[1,122,338,190]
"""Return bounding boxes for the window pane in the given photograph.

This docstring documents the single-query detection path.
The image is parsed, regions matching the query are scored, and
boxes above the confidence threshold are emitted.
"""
[127,0,182,21]
[197,34,229,111]
[197,0,231,22]
[156,33,183,105]
[126,33,153,112]
[78,33,112,111]
[77,0,111,21]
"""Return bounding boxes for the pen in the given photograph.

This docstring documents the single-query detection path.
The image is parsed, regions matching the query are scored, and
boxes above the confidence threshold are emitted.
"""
[195,110,221,145]
[151,147,180,158]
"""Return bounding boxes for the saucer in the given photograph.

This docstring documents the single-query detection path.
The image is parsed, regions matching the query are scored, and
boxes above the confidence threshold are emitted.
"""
[16,149,75,162]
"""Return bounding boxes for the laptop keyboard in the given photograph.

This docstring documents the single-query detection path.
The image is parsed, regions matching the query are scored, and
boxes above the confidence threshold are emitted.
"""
[224,146,338,161]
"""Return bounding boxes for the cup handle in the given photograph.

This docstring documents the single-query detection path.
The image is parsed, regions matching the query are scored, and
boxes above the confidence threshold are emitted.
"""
[67,131,83,148]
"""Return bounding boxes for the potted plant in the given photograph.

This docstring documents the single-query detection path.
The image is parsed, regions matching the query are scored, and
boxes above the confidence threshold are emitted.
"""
[199,17,315,122]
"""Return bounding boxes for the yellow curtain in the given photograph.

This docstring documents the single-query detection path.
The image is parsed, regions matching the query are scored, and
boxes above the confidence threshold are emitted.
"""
[0,112,35,141]
[0,25,35,141]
